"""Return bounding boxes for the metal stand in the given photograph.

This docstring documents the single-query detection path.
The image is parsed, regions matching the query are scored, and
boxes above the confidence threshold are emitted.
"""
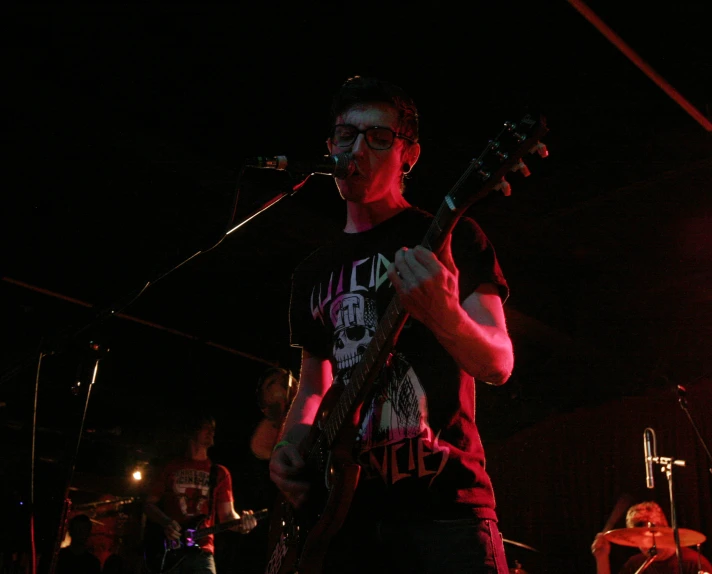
[47,341,107,574]
[651,452,687,574]
[676,384,712,475]
[632,546,657,574]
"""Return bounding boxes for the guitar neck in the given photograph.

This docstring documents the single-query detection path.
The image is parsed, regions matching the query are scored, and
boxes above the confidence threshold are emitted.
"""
[311,202,462,456]
[192,508,269,539]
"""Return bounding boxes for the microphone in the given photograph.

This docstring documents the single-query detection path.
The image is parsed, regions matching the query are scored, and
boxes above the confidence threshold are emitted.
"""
[644,427,657,489]
[245,152,355,179]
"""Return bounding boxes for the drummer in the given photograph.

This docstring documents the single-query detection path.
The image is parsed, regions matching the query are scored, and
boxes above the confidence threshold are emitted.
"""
[591,501,712,574]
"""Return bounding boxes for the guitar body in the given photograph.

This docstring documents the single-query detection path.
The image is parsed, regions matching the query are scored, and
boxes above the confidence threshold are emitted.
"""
[142,515,207,574]
[265,381,362,574]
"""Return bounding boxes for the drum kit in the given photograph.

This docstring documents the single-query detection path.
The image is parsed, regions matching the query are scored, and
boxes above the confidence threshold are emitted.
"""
[503,526,708,574]
[603,525,709,574]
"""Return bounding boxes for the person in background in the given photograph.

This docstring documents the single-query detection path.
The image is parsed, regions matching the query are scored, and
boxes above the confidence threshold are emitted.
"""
[55,514,101,574]
[591,500,712,574]
[143,412,258,574]
[249,367,295,460]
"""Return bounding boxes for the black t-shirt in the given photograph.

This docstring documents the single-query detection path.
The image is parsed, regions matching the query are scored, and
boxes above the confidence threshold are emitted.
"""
[290,207,508,520]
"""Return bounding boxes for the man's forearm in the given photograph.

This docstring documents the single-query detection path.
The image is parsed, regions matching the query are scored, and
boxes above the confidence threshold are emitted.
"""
[144,502,172,527]
[277,351,332,447]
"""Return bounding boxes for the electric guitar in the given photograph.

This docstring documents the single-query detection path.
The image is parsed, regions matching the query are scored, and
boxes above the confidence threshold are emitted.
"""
[265,113,549,574]
[144,508,269,573]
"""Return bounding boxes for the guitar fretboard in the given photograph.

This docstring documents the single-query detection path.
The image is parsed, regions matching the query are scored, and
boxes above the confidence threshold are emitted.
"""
[191,508,269,539]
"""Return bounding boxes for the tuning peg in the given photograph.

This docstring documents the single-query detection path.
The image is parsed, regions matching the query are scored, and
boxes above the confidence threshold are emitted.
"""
[511,160,531,177]
[494,177,512,196]
[530,142,549,158]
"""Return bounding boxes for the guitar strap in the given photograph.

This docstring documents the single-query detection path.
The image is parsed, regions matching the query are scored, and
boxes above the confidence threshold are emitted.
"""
[208,463,218,523]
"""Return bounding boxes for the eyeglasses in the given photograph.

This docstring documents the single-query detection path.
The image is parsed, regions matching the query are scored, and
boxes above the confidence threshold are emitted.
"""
[331,124,415,151]
[633,521,657,528]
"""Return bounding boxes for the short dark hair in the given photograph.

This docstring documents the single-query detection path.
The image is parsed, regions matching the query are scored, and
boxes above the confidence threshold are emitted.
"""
[183,411,216,438]
[329,76,419,142]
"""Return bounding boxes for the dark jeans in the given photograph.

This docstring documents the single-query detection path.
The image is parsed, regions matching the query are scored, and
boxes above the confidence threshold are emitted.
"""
[323,516,510,574]
[177,550,216,574]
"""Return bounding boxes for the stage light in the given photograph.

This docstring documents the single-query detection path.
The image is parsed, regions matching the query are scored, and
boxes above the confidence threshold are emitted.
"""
[132,470,142,481]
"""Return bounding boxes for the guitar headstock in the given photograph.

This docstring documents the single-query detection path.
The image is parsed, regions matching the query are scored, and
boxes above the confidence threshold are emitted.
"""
[447,113,549,210]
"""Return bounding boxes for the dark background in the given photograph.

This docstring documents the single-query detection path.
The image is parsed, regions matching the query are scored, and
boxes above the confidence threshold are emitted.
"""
[1,2,711,573]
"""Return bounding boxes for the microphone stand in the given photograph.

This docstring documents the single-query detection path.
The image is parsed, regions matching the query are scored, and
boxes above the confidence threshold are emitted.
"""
[48,342,106,574]
[675,384,712,475]
[3,163,318,574]
[651,453,686,574]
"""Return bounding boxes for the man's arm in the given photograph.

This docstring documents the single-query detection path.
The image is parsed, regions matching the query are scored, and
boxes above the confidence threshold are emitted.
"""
[591,532,612,574]
[277,349,332,447]
[431,284,513,385]
[388,235,513,385]
[269,349,332,507]
[144,495,181,541]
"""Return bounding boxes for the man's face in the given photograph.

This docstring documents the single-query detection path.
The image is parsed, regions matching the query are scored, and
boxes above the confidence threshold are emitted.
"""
[195,421,216,448]
[327,102,418,204]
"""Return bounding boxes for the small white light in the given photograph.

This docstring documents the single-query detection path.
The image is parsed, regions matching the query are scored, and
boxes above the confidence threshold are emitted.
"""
[132,470,142,481]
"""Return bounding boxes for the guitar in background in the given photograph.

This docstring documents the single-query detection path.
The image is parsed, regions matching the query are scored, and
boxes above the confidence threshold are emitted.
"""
[143,508,269,574]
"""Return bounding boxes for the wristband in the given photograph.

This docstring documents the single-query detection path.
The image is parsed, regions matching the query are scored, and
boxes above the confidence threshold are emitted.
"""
[272,439,293,453]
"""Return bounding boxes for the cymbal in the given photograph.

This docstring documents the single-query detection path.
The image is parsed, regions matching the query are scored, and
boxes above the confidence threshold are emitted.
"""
[604,527,706,548]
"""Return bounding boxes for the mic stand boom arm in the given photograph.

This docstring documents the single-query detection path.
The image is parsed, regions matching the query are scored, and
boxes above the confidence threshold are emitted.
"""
[224,171,313,236]
[1,169,315,386]
[676,385,712,475]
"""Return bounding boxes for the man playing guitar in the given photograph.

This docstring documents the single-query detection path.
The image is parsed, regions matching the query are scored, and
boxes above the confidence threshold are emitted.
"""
[144,412,258,573]
[268,75,517,574]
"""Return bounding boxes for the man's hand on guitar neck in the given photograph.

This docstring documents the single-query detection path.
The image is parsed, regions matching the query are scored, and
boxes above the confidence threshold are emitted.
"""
[270,442,310,508]
[229,509,258,534]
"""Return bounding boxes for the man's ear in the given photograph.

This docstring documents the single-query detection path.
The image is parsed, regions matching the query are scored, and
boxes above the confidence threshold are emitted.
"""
[404,142,421,170]
[326,138,333,155]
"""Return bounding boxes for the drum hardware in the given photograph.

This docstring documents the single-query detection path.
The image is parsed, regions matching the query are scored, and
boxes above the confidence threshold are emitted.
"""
[502,538,540,553]
[503,537,539,574]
